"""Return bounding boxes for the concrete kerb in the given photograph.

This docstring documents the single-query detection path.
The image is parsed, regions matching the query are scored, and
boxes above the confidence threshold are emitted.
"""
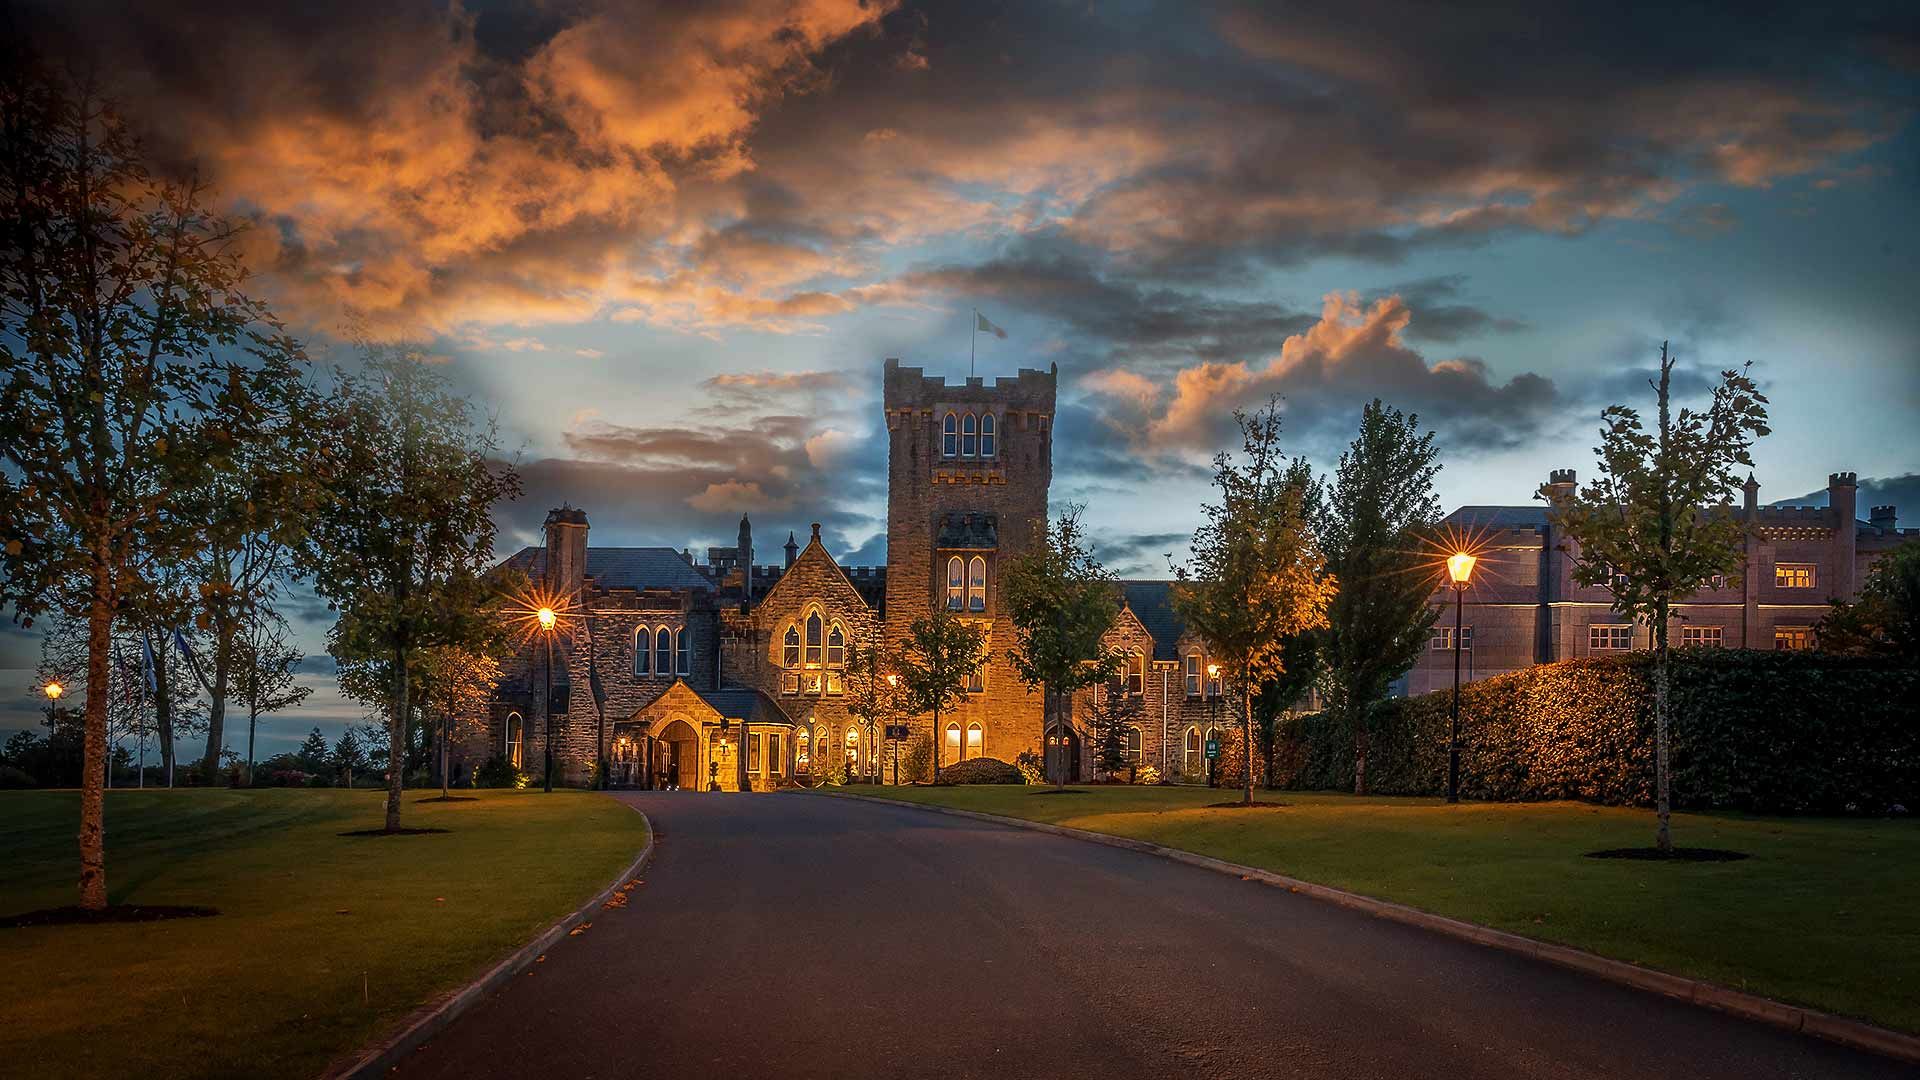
[813,789,1920,1067]
[324,801,656,1080]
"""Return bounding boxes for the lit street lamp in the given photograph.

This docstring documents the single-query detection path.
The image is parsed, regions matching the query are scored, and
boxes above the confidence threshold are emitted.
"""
[885,673,899,785]
[1446,552,1477,804]
[43,681,63,732]
[538,606,557,794]
[1205,663,1220,788]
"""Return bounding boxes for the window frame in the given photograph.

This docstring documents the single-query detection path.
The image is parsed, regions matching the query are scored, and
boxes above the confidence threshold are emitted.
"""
[805,611,823,666]
[1774,625,1813,651]
[942,412,958,457]
[961,412,978,457]
[654,627,672,679]
[676,627,691,675]
[946,556,965,611]
[1774,562,1816,589]
[1430,626,1474,651]
[633,628,651,676]
[943,721,962,765]
[1184,726,1201,770]
[1589,624,1634,651]
[769,732,784,776]
[965,721,983,759]
[783,625,801,667]
[980,413,996,457]
[967,555,987,612]
[826,624,846,668]
[506,711,524,768]
[1184,653,1201,696]
[1124,724,1143,762]
[1680,625,1723,647]
[1125,650,1145,695]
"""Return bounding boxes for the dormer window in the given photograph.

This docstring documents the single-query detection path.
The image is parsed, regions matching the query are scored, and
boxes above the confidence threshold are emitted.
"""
[946,556,964,610]
[967,555,987,612]
[783,625,800,667]
[805,611,823,665]
[942,412,958,457]
[961,413,978,457]
[980,413,996,457]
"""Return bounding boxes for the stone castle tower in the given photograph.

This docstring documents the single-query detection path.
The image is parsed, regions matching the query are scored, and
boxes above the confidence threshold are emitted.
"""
[882,358,1057,763]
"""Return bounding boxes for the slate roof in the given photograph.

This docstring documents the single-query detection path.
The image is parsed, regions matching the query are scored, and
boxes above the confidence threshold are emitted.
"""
[693,685,793,726]
[1441,505,1551,530]
[503,547,715,592]
[1117,580,1187,662]
[936,512,998,549]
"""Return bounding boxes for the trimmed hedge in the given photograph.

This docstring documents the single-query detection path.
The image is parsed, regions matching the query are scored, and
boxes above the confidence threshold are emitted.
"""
[939,757,1025,785]
[1275,650,1918,814]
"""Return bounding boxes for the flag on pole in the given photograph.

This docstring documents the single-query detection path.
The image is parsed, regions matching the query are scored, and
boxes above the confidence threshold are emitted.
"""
[975,312,1008,339]
[142,635,158,693]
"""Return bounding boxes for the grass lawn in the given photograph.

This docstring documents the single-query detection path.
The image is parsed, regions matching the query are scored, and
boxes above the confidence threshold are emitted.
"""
[0,788,646,1080]
[838,784,1918,1034]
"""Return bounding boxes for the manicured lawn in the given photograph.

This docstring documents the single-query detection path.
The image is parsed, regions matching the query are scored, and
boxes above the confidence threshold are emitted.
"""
[838,784,1918,1034]
[0,788,646,1080]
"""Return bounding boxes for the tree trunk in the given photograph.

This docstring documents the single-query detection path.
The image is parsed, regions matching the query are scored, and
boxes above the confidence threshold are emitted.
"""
[932,702,942,783]
[1653,606,1672,853]
[151,630,175,784]
[246,699,259,787]
[1241,685,1254,806]
[80,557,112,909]
[201,617,234,777]
[1353,705,1368,795]
[440,709,450,798]
[386,637,407,831]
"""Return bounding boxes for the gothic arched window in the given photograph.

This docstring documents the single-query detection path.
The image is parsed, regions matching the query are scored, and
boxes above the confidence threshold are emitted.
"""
[942,412,958,457]
[961,412,978,456]
[506,712,524,768]
[946,556,964,610]
[967,556,987,612]
[783,625,800,667]
[1185,726,1201,770]
[654,627,672,679]
[633,628,651,676]
[826,624,846,667]
[980,413,996,457]
[966,721,983,759]
[805,611,823,665]
[676,627,691,675]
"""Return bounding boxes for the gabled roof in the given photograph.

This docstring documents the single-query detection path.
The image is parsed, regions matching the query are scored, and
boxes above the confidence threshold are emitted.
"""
[1117,580,1187,662]
[1441,506,1550,530]
[503,547,714,593]
[692,685,794,727]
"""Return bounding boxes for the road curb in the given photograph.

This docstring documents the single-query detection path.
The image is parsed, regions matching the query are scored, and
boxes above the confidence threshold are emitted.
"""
[323,801,656,1080]
[814,789,1920,1067]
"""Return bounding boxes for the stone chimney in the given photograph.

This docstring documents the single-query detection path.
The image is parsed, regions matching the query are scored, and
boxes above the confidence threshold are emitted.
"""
[1829,472,1857,598]
[1743,473,1759,517]
[1870,505,1897,532]
[1545,468,1577,501]
[543,505,589,601]
[784,530,799,568]
[736,514,754,601]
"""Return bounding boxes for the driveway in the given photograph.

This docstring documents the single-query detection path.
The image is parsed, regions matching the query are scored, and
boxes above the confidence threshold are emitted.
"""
[388,790,1902,1079]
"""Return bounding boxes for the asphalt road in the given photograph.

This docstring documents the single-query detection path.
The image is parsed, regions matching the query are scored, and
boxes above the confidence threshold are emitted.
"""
[389,791,1902,1080]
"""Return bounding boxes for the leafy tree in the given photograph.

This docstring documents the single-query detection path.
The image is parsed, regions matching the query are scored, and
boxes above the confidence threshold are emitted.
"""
[33,611,200,783]
[1171,400,1337,807]
[895,608,988,783]
[331,727,366,788]
[233,611,311,783]
[1316,400,1442,794]
[843,637,903,783]
[304,345,520,831]
[296,726,331,773]
[0,60,305,905]
[417,644,506,794]
[1001,505,1122,786]
[1088,680,1142,781]
[1251,631,1320,789]
[1817,543,1920,662]
[1545,342,1768,853]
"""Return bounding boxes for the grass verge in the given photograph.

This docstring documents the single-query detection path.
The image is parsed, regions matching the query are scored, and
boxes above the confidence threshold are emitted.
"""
[0,788,645,1080]
[840,784,1918,1033]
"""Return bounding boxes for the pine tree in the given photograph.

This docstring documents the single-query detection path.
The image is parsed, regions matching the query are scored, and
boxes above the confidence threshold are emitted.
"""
[297,727,331,773]
[1088,680,1142,781]
[332,728,365,788]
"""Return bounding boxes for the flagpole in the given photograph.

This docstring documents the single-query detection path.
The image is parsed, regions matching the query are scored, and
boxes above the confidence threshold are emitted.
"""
[970,308,977,378]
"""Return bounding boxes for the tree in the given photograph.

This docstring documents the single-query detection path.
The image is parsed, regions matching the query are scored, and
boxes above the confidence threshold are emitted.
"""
[304,345,520,831]
[1816,543,1920,662]
[332,727,366,788]
[895,609,988,783]
[1250,631,1320,789]
[0,60,306,906]
[1171,400,1338,807]
[843,637,903,783]
[296,726,331,774]
[233,611,310,783]
[1545,343,1768,853]
[1000,506,1122,786]
[34,609,202,784]
[1316,400,1443,794]
[1088,680,1141,781]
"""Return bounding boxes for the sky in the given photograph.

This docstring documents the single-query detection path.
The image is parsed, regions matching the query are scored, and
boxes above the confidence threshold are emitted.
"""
[4,0,1918,750]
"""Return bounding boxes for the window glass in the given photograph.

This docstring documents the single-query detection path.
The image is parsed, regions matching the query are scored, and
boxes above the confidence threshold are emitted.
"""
[967,556,987,612]
[654,627,672,677]
[1430,626,1474,650]
[961,413,977,457]
[1774,625,1812,651]
[827,625,846,667]
[942,412,957,457]
[634,630,650,675]
[1127,652,1144,695]
[770,733,784,776]
[1774,563,1816,589]
[1185,654,1200,695]
[980,413,996,456]
[944,722,962,765]
[506,713,523,767]
[677,627,691,675]
[1681,625,1723,647]
[1125,726,1142,760]
[783,625,800,667]
[749,732,763,775]
[1589,625,1634,650]
[805,612,823,665]
[946,556,964,610]
[966,722,983,759]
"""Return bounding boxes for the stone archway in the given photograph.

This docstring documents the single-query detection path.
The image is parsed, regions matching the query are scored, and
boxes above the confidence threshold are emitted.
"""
[655,717,700,791]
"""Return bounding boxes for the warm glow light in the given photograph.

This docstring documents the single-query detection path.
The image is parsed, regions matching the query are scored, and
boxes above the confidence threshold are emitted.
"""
[43,682,63,700]
[1447,552,1478,585]
[1206,663,1219,678]
[537,607,557,630]
[885,674,898,687]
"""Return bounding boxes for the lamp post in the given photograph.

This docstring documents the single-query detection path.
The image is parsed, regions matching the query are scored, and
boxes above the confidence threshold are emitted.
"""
[538,606,557,794]
[885,673,899,786]
[43,681,63,733]
[1445,552,1477,804]
[1205,663,1220,788]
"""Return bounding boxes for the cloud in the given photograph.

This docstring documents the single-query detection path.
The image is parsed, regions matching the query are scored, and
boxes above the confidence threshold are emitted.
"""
[1775,473,1920,529]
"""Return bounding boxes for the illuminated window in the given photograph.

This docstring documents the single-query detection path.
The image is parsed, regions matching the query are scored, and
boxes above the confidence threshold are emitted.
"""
[814,727,829,761]
[825,671,844,695]
[654,627,672,678]
[795,728,809,767]
[1184,653,1200,696]
[946,556,964,610]
[942,412,957,457]
[1184,726,1201,770]
[1126,650,1144,695]
[967,556,987,612]
[676,627,691,675]
[980,413,996,457]
[1589,624,1634,651]
[1774,625,1813,651]
[961,412,977,457]
[944,721,962,765]
[966,722,983,759]
[805,611,823,665]
[506,712,524,768]
[1775,563,1816,589]
[769,733,784,776]
[749,732,763,775]
[1125,725,1142,762]
[844,726,860,767]
[633,629,650,676]
[1430,626,1473,651]
[826,624,846,667]
[1681,625,1723,647]
[783,625,800,667]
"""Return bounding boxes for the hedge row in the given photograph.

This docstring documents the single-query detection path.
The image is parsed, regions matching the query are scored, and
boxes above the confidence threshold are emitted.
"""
[1273,650,1918,814]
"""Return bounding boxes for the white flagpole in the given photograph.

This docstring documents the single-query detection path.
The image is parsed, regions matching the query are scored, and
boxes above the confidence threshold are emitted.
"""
[970,308,977,378]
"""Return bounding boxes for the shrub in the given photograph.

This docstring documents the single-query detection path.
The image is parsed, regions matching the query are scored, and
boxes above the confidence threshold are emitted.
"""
[0,764,37,788]
[259,769,310,787]
[1014,749,1046,785]
[1273,649,1919,814]
[939,757,1023,785]
[901,733,933,783]
[1133,763,1162,786]
[473,754,525,789]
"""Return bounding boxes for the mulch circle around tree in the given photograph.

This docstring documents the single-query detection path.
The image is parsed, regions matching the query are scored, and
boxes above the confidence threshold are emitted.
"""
[1205,800,1291,809]
[2,904,219,929]
[337,827,452,837]
[414,795,478,803]
[1585,847,1751,862]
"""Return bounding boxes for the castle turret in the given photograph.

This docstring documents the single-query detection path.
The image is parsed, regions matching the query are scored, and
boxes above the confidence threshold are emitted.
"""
[1545,468,1577,501]
[784,531,799,568]
[543,505,589,601]
[1829,472,1857,598]
[1870,505,1898,532]
[737,513,754,601]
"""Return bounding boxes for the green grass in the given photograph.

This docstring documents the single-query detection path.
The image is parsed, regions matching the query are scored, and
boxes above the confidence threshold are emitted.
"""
[0,788,646,1080]
[841,784,1918,1033]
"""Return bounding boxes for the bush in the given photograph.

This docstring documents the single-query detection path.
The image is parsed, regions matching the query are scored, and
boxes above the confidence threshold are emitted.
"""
[1013,749,1045,785]
[259,769,310,787]
[901,733,933,784]
[0,764,37,788]
[473,754,525,789]
[939,757,1023,785]
[1273,650,1919,814]
[1133,763,1162,786]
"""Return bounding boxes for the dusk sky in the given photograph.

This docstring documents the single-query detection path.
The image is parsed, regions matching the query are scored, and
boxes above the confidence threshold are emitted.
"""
[4,0,1917,747]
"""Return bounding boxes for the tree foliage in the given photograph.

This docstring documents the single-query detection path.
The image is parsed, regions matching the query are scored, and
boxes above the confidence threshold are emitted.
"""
[1087,680,1141,780]
[1000,505,1121,785]
[843,637,904,783]
[895,608,988,782]
[1817,543,1920,662]
[233,610,310,780]
[1544,343,1768,852]
[1315,400,1441,794]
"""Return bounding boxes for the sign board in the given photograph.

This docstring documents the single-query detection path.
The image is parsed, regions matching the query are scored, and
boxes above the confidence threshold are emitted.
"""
[885,724,912,741]
[1204,738,1220,760]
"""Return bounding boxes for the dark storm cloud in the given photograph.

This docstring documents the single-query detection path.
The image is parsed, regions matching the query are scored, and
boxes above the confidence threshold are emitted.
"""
[1776,474,1920,529]
[1368,277,1529,346]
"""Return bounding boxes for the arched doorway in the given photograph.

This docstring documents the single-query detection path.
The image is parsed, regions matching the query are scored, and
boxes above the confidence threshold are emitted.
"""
[1045,725,1081,783]
[655,717,700,790]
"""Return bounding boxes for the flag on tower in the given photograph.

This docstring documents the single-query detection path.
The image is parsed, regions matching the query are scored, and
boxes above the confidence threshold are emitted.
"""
[975,311,1008,339]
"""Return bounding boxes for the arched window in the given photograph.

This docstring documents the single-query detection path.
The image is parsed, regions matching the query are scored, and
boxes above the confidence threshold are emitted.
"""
[967,556,987,612]
[805,611,824,665]
[966,721,983,759]
[980,413,996,457]
[826,624,846,667]
[944,721,962,765]
[942,412,958,457]
[633,629,651,676]
[961,412,978,456]
[506,712,524,768]
[946,556,964,610]
[844,725,861,767]
[1125,725,1143,762]
[795,727,810,767]
[783,625,801,667]
[654,627,672,680]
[1184,726,1201,771]
[676,627,691,675]
[815,726,829,761]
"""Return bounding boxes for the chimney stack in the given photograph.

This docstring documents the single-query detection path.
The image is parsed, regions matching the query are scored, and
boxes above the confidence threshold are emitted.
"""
[543,505,589,601]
